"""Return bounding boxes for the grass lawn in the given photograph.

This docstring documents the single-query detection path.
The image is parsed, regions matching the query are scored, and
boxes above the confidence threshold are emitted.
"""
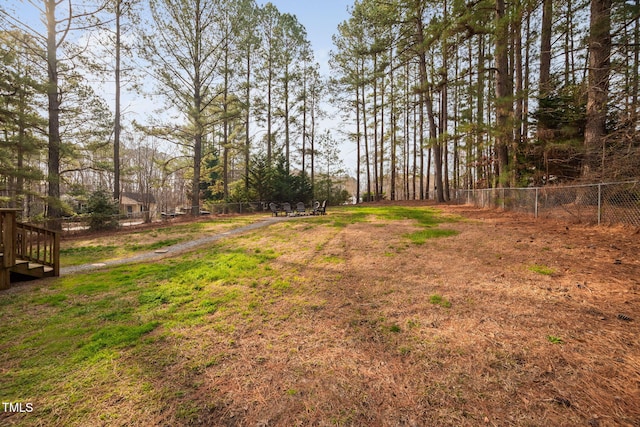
[1,204,638,426]
[60,216,258,266]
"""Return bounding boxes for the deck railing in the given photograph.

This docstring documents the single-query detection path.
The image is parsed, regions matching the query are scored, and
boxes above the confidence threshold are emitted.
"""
[1,209,60,289]
[16,222,60,275]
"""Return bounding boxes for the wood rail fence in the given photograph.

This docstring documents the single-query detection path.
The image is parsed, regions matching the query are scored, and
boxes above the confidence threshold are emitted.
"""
[1,209,60,290]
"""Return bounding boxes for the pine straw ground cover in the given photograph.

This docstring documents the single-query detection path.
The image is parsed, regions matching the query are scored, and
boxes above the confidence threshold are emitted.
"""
[1,203,639,426]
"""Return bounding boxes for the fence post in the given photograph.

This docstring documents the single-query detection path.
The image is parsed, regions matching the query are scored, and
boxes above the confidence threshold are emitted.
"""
[597,184,602,225]
[535,188,539,218]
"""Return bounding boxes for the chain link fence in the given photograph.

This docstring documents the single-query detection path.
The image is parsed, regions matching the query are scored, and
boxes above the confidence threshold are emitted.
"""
[189,202,265,215]
[452,181,640,227]
[22,202,268,235]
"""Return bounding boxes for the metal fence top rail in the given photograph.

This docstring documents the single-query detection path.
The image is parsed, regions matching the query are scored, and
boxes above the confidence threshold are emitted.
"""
[457,180,638,191]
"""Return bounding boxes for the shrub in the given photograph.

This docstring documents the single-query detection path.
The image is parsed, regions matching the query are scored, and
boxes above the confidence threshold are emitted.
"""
[87,189,119,231]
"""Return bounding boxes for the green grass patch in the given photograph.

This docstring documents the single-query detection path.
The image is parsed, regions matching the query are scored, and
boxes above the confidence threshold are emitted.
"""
[388,324,402,333]
[547,335,564,344]
[528,264,555,275]
[324,206,460,235]
[1,240,281,406]
[201,290,240,313]
[331,205,459,245]
[405,228,458,244]
[32,293,68,306]
[323,255,343,264]
[60,245,119,266]
[429,294,452,308]
[75,322,160,361]
[124,238,184,252]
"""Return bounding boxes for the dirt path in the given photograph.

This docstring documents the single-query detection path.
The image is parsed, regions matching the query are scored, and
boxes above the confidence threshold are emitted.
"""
[59,215,293,276]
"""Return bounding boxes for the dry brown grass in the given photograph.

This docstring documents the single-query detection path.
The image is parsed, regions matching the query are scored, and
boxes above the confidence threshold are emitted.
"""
[151,204,639,426]
[3,203,639,426]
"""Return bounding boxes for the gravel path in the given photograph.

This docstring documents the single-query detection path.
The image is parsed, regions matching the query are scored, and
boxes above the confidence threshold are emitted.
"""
[60,215,293,276]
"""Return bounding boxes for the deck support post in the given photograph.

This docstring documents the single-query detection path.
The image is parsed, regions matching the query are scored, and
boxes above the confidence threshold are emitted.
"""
[1,209,19,290]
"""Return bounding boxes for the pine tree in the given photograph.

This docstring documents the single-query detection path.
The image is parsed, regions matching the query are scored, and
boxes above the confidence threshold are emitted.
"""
[142,0,230,216]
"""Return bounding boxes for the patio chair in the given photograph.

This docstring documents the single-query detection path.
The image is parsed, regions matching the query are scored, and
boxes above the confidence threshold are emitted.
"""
[282,202,294,216]
[269,202,279,217]
[316,200,327,215]
[296,202,307,215]
[312,200,321,215]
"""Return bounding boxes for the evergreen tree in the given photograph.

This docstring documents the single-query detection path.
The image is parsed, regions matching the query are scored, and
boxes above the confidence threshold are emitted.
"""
[142,0,233,216]
[0,30,47,211]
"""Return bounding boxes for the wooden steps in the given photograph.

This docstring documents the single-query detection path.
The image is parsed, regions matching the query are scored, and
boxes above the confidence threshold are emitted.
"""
[11,259,56,279]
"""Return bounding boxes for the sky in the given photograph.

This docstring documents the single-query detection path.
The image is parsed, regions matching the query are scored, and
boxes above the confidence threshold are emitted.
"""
[261,0,352,74]
[263,0,356,169]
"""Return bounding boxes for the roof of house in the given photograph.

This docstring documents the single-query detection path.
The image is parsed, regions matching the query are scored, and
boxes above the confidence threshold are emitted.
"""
[121,192,157,204]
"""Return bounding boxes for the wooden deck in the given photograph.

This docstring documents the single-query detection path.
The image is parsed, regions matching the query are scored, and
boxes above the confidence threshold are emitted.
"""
[1,209,60,290]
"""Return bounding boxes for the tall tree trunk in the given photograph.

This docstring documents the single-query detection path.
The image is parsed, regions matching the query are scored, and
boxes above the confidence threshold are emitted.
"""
[414,74,420,199]
[310,88,316,187]
[494,0,512,186]
[284,63,290,173]
[413,8,434,199]
[390,45,396,201]
[419,91,425,199]
[632,0,639,125]
[16,90,26,211]
[302,68,307,175]
[192,101,202,216]
[244,46,251,191]
[539,0,553,96]
[523,12,530,147]
[466,38,474,189]
[406,63,411,199]
[428,87,444,202]
[114,0,121,203]
[356,85,361,203]
[442,0,450,200]
[46,0,62,230]
[453,40,460,191]
[362,61,371,201]
[440,68,449,201]
[476,35,486,187]
[267,64,273,164]
[223,45,230,201]
[513,3,523,187]
[584,0,612,178]
[380,65,385,200]
[191,6,203,217]
[564,0,571,85]
[567,0,577,85]
[373,53,379,200]
[537,0,553,154]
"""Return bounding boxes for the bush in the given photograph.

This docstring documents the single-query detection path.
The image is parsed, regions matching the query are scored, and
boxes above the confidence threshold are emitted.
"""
[87,189,119,231]
[314,176,351,205]
[239,153,314,204]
